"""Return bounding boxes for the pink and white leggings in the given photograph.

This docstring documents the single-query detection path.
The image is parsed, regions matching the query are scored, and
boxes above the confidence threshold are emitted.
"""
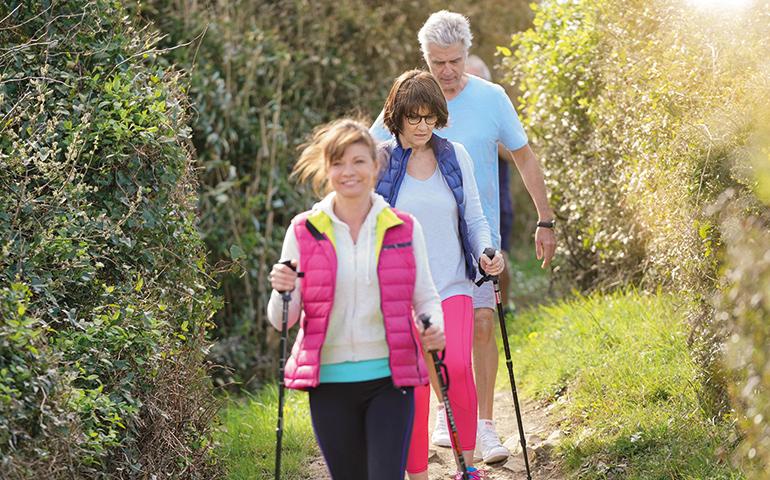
[406,294,477,474]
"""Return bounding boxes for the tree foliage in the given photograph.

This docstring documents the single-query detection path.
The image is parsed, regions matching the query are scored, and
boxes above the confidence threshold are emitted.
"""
[716,105,770,478]
[502,0,770,474]
[0,1,219,477]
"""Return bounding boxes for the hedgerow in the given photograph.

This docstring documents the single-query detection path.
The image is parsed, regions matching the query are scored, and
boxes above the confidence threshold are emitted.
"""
[501,0,770,473]
[716,105,770,478]
[1,1,219,477]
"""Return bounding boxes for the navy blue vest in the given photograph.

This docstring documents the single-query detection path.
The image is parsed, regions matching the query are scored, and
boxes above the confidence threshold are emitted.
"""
[375,134,477,280]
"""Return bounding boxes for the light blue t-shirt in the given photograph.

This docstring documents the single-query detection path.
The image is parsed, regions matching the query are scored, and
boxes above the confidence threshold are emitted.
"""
[371,75,528,248]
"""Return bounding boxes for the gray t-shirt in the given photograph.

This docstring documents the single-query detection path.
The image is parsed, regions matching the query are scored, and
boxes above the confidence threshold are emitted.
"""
[394,142,491,300]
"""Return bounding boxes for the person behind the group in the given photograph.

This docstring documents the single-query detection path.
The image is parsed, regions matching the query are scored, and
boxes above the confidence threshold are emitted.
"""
[371,11,556,464]
[267,119,446,480]
[466,54,514,311]
[375,69,504,480]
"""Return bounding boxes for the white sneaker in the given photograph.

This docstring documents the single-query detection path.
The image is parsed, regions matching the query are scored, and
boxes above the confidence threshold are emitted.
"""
[476,419,509,464]
[431,407,452,447]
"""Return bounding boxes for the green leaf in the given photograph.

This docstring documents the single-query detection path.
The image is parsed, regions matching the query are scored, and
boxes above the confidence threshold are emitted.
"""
[229,244,246,260]
[496,45,512,57]
[697,221,711,241]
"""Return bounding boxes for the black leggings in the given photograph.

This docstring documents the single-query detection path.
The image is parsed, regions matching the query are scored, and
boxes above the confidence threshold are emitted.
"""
[308,377,415,480]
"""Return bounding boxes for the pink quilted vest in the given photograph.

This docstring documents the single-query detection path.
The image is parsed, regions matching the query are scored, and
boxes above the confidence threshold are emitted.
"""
[283,207,429,390]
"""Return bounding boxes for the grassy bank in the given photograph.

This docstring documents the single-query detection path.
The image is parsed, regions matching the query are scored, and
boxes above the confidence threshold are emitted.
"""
[213,288,742,479]
[214,386,316,479]
[505,290,743,479]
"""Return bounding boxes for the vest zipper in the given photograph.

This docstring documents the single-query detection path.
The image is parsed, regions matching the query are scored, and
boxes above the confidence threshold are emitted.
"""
[350,231,357,360]
[408,317,422,383]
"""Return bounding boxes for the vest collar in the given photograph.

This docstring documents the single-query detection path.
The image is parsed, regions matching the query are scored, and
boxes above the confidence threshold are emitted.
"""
[305,197,404,264]
[374,207,404,262]
[306,209,336,249]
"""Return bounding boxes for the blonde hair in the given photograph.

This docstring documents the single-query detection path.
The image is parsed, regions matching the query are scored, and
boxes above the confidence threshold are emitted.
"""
[292,119,377,197]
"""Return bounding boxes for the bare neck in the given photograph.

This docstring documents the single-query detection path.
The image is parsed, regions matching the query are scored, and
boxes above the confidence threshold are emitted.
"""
[398,135,433,153]
[442,74,469,101]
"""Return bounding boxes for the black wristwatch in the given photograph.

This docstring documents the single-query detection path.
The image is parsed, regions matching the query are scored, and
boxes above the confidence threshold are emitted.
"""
[536,219,555,229]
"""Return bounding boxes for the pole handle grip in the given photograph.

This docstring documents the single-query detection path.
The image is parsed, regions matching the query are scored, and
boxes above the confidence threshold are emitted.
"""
[418,313,431,330]
[475,247,499,286]
[418,314,441,356]
[279,259,304,277]
[277,259,304,297]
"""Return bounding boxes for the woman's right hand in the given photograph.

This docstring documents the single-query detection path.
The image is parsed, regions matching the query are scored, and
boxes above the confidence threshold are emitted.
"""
[419,324,446,352]
[269,259,298,292]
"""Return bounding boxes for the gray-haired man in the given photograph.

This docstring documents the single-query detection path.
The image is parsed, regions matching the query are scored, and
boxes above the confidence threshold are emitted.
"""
[371,10,556,464]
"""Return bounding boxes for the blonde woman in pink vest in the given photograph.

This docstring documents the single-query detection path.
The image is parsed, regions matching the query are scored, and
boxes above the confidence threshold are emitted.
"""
[267,119,445,480]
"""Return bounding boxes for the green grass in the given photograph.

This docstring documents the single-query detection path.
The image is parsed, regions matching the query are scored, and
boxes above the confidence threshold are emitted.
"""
[503,289,744,479]
[214,385,317,480]
[214,289,744,479]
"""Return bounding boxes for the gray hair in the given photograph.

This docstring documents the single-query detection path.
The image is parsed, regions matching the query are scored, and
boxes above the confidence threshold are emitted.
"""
[418,10,473,57]
[466,55,491,81]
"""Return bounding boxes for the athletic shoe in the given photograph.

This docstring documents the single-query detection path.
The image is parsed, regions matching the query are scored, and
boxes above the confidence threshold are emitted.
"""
[477,419,510,464]
[431,407,452,447]
[454,466,487,479]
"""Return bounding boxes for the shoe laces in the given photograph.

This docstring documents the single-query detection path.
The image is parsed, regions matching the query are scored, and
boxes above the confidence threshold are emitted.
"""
[435,410,448,429]
[454,467,486,479]
[477,424,502,448]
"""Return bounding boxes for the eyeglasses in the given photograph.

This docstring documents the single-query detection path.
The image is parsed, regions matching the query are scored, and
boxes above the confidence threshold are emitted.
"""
[405,114,438,126]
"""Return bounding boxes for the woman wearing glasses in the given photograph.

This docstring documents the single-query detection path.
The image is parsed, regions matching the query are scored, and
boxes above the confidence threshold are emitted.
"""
[374,69,504,480]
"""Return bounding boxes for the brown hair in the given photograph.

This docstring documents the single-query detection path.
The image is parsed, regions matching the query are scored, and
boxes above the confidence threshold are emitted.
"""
[382,69,449,135]
[292,118,377,197]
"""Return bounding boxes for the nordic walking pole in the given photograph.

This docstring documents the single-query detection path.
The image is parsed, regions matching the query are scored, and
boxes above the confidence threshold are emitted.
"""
[275,260,303,480]
[418,314,470,480]
[478,248,533,480]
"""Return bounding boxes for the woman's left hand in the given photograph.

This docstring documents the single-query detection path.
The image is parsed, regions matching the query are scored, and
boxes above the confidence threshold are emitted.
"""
[419,324,445,352]
[479,249,505,276]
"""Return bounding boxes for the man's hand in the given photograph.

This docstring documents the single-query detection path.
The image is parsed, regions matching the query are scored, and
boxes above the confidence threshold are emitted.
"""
[535,227,556,268]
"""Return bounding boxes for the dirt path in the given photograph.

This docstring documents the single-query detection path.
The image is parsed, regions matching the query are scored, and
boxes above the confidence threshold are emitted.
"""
[425,391,565,480]
[306,390,566,479]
